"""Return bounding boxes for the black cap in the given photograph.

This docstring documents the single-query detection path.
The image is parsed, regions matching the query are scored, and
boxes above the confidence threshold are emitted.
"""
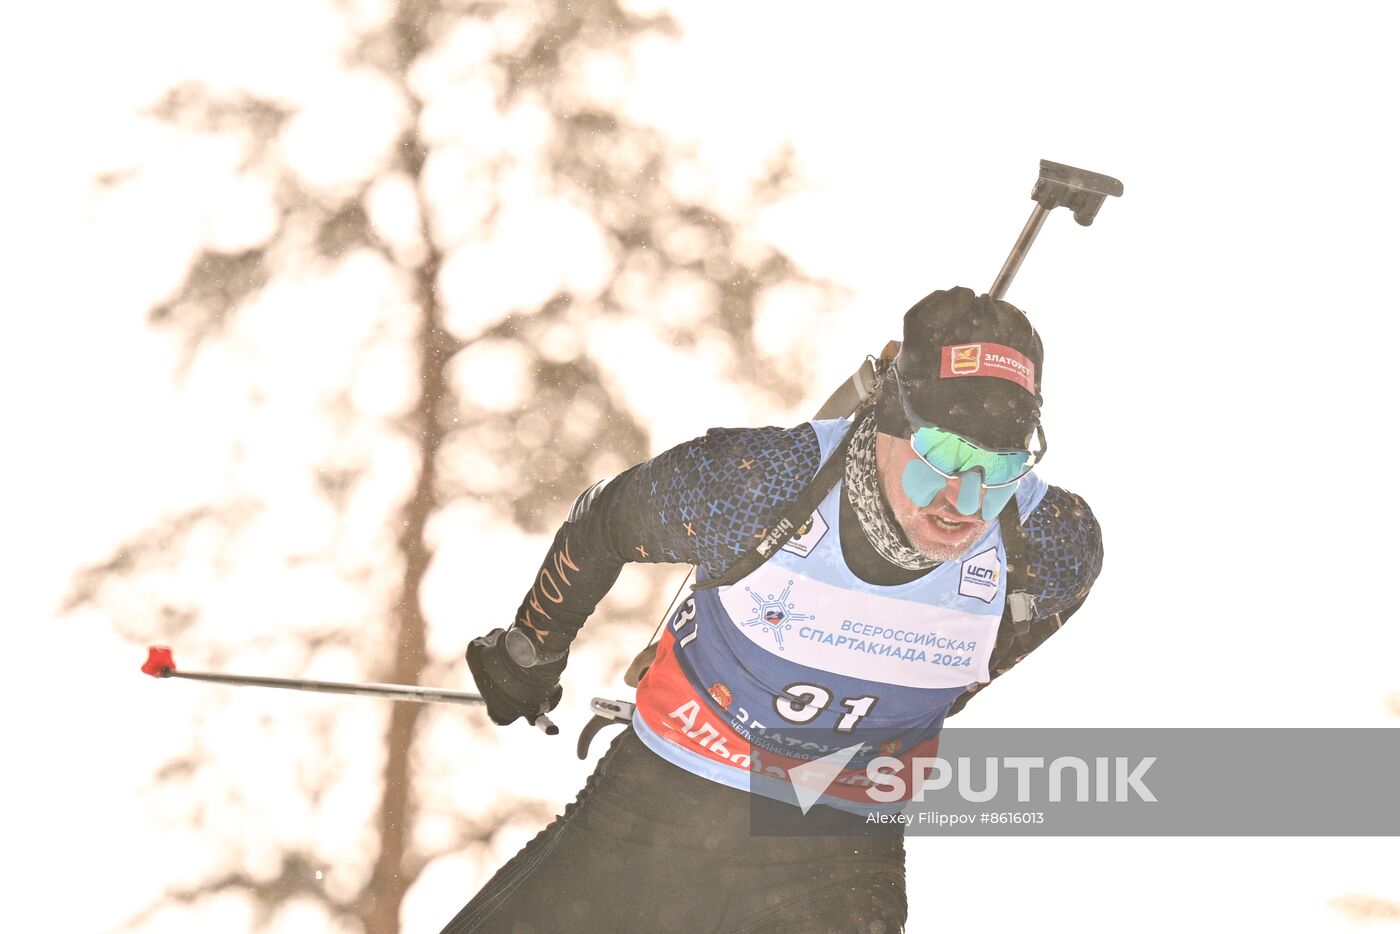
[876,287,1044,450]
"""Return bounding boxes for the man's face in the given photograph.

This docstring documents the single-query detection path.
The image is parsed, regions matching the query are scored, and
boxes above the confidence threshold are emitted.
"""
[875,431,992,561]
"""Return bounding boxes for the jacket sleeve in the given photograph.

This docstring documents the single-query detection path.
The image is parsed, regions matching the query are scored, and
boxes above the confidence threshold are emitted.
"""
[949,484,1103,714]
[510,424,824,661]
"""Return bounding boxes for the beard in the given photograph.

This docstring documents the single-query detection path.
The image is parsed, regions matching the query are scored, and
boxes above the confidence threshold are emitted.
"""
[893,502,990,562]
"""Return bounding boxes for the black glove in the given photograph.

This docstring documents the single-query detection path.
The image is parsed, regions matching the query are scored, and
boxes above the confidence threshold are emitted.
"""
[466,628,565,727]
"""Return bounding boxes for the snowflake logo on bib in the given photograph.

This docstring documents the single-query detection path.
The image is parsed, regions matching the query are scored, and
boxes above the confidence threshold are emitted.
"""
[741,580,814,651]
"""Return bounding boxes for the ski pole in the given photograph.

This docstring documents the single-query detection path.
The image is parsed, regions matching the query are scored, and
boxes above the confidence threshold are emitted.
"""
[140,646,559,735]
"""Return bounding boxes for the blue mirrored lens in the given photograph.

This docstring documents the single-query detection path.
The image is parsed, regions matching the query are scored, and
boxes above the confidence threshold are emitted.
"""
[955,472,982,515]
[901,459,948,508]
[903,458,1022,520]
[911,426,1032,486]
[979,482,1020,521]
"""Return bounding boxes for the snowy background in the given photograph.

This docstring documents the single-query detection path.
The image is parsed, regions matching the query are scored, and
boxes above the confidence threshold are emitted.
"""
[4,0,1398,931]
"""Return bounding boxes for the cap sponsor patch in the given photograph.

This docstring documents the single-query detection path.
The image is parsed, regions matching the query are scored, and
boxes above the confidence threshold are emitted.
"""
[948,344,981,374]
[940,342,1036,393]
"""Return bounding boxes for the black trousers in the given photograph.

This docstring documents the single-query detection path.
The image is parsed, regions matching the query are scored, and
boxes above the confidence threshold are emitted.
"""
[441,730,907,934]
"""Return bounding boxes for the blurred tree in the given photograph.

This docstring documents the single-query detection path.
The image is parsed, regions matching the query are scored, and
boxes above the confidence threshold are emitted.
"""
[66,1,836,931]
[1328,894,1400,923]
